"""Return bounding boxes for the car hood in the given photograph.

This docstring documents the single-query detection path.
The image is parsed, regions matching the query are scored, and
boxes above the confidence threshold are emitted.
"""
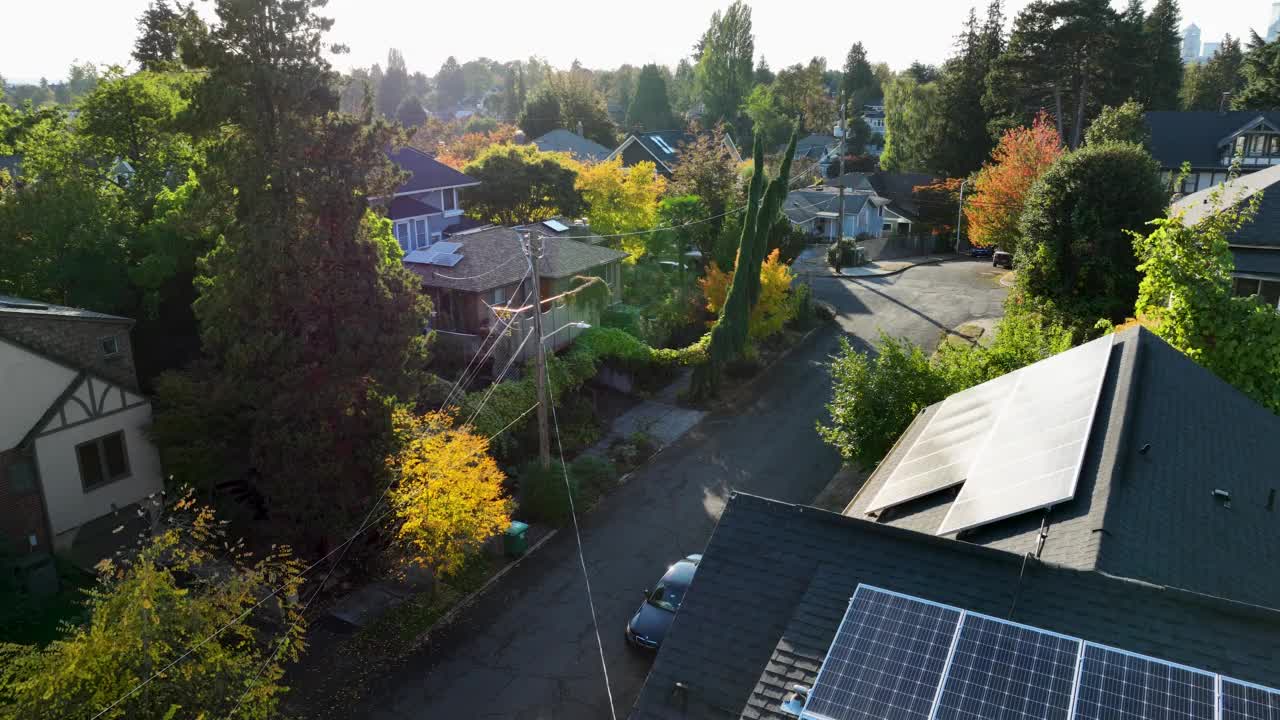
[628,602,674,644]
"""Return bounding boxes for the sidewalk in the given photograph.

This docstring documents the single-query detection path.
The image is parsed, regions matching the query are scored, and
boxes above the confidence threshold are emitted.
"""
[582,369,706,460]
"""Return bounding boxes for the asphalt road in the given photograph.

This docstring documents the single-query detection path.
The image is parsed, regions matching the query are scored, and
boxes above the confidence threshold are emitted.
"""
[357,258,1007,720]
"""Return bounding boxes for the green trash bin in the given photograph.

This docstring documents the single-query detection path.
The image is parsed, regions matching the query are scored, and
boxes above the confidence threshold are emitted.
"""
[504,521,530,558]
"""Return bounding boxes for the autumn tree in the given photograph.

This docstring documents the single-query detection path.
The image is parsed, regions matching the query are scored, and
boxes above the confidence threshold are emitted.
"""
[433,124,518,169]
[964,112,1063,251]
[462,143,584,225]
[0,498,305,720]
[668,123,741,240]
[386,410,512,577]
[576,156,666,253]
[701,249,796,340]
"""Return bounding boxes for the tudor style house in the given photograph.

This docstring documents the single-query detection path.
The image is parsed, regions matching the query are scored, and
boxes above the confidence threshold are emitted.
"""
[1146,110,1280,194]
[0,297,163,557]
[386,146,483,251]
[607,130,741,177]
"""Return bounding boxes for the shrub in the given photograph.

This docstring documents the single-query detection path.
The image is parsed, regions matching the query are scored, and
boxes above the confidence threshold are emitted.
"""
[569,455,618,502]
[827,237,858,269]
[517,460,579,527]
[601,303,645,339]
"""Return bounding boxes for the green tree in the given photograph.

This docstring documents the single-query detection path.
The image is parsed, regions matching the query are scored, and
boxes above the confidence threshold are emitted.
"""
[743,84,790,149]
[0,499,305,720]
[880,73,942,173]
[668,123,741,242]
[1084,100,1149,146]
[159,0,432,554]
[932,2,1005,177]
[378,49,409,118]
[669,58,699,117]
[436,56,466,109]
[396,94,428,128]
[754,56,776,86]
[773,59,834,133]
[695,0,754,130]
[1017,142,1166,326]
[626,64,675,131]
[1234,32,1280,110]
[133,0,203,71]
[1139,0,1183,110]
[517,72,616,147]
[462,143,584,225]
[1181,35,1244,110]
[842,42,880,110]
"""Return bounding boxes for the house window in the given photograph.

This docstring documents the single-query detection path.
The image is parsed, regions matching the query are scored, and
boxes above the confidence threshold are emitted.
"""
[394,222,410,252]
[444,189,457,211]
[414,219,429,249]
[492,286,508,306]
[76,432,130,491]
[1232,277,1280,309]
[1180,173,1200,195]
[100,335,120,358]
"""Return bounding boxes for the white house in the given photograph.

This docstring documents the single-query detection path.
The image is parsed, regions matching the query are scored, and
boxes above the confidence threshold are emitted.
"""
[783,187,890,240]
[0,297,163,557]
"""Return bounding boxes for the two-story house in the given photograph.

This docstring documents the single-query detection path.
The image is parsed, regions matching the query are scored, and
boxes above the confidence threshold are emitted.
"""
[0,297,164,559]
[607,130,742,178]
[386,146,483,252]
[1146,111,1280,194]
[784,186,890,240]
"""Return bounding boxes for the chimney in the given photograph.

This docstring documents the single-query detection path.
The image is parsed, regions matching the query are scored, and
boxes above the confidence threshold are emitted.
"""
[577,120,584,137]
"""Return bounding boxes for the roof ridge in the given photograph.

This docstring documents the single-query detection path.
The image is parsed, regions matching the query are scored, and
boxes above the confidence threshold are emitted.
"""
[1087,327,1146,574]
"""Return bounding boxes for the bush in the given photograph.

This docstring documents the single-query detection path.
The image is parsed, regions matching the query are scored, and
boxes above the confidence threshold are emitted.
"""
[601,303,646,339]
[518,460,579,527]
[569,455,618,501]
[788,282,817,330]
[827,237,859,269]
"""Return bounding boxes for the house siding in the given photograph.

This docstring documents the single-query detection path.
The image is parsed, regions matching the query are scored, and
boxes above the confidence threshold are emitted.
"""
[0,315,138,390]
[0,339,78,450]
[34,402,163,538]
[0,448,49,554]
[622,143,667,174]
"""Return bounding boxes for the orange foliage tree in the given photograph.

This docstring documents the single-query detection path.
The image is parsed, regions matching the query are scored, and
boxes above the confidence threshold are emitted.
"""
[964,111,1062,251]
[701,249,797,341]
[435,125,519,169]
[386,409,512,576]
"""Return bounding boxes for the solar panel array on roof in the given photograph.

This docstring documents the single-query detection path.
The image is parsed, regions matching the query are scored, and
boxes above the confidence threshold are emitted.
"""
[801,585,1280,720]
[542,219,570,233]
[939,334,1113,535]
[429,253,463,267]
[431,241,462,254]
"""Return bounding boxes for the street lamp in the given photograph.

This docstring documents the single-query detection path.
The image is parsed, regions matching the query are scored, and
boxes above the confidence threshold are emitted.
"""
[541,321,591,344]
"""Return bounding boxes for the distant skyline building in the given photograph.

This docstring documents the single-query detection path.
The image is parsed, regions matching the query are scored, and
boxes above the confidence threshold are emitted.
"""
[1268,2,1280,42]
[1182,23,1202,63]
[1201,40,1221,59]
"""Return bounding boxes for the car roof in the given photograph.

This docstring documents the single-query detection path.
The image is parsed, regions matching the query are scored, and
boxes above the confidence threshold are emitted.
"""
[661,559,699,587]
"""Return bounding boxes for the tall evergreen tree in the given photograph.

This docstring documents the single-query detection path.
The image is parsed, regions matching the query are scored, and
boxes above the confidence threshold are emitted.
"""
[378,48,409,118]
[695,0,754,130]
[1181,35,1244,109]
[754,56,775,86]
[163,0,431,555]
[842,42,879,109]
[132,0,203,71]
[396,94,428,127]
[1234,32,1280,110]
[626,64,676,131]
[1141,0,1183,110]
[933,2,1005,176]
[436,56,466,110]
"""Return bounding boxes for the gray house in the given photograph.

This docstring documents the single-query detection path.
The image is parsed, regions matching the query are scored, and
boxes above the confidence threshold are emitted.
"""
[532,129,611,162]
[386,146,483,251]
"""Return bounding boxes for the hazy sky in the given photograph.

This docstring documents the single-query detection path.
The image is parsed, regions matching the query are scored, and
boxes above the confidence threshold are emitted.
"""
[1,0,1272,84]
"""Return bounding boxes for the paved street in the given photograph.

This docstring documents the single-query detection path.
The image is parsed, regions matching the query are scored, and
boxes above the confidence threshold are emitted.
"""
[356,258,1007,720]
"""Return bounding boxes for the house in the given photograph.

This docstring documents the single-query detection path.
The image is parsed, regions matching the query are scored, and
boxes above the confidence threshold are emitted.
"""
[386,146,484,251]
[607,130,742,177]
[833,170,939,236]
[631,327,1280,720]
[405,223,625,365]
[532,128,612,163]
[1145,110,1280,194]
[861,103,886,156]
[1172,162,1280,308]
[0,297,163,558]
[783,187,889,240]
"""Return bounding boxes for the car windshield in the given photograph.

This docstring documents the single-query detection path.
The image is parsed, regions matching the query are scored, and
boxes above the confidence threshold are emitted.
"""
[647,583,685,612]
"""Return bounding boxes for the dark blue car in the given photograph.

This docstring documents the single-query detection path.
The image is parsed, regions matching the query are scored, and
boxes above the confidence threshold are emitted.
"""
[625,554,701,650]
[970,246,994,258]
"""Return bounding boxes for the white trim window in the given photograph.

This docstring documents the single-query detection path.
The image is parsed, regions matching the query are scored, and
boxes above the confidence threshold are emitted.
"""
[444,189,457,212]
[394,222,410,252]
[413,219,429,249]
[1233,276,1280,309]
[77,431,131,491]
[492,286,508,307]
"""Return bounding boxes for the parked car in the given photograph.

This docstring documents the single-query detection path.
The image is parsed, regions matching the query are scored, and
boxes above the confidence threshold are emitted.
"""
[993,249,1013,269]
[625,554,702,650]
[969,246,994,258]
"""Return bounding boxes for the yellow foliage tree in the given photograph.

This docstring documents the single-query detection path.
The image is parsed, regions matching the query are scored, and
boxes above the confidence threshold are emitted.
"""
[575,156,666,258]
[387,409,513,577]
[701,249,796,341]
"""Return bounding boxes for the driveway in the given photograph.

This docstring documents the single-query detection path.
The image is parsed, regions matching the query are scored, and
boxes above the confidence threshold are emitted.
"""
[356,258,1007,720]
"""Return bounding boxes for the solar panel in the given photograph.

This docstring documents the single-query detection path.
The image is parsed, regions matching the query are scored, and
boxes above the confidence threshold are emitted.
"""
[402,248,438,264]
[1222,679,1280,720]
[804,586,1279,720]
[1074,644,1216,720]
[431,241,462,254]
[429,253,464,267]
[934,614,1080,720]
[938,333,1114,535]
[542,219,569,232]
[864,372,1018,513]
[803,586,961,720]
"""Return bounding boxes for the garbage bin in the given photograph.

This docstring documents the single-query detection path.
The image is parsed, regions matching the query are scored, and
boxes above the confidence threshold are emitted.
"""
[504,521,530,558]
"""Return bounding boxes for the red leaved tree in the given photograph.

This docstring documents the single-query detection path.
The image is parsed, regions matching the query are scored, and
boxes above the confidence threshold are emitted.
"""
[964,111,1062,251]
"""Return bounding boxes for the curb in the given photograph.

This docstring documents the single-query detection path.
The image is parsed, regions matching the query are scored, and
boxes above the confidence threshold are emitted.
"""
[828,256,955,280]
[407,528,560,650]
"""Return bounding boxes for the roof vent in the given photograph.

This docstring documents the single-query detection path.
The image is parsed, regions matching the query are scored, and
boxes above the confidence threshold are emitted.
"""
[779,685,810,717]
[1213,488,1232,508]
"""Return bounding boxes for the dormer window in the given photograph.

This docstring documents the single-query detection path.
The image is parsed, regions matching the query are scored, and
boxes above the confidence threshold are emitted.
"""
[100,335,120,358]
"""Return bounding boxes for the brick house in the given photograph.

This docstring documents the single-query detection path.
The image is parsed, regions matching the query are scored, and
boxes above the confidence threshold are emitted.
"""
[0,296,164,556]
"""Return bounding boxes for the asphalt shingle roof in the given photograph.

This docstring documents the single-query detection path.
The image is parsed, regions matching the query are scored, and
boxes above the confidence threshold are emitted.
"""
[614,131,741,173]
[406,226,625,293]
[783,188,872,224]
[0,295,132,324]
[1145,111,1280,169]
[843,326,1280,608]
[389,146,479,194]
[631,492,1280,720]
[1170,163,1280,276]
[532,129,612,162]
[831,171,938,220]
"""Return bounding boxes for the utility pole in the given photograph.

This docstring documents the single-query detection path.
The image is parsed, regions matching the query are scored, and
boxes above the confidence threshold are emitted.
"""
[525,232,552,469]
[955,179,967,253]
[836,95,847,243]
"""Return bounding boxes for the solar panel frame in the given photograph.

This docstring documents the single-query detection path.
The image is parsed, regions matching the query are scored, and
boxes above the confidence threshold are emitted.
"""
[1073,643,1217,720]
[1222,677,1280,720]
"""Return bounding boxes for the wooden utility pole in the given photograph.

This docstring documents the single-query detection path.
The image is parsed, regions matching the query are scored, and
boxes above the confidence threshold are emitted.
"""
[836,96,847,243]
[526,233,552,469]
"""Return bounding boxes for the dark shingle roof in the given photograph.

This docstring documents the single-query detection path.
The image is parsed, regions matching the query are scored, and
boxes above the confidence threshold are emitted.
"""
[387,196,441,220]
[389,146,479,194]
[612,131,742,173]
[1233,248,1280,275]
[792,134,840,160]
[1170,163,1280,275]
[407,226,625,293]
[631,492,1280,720]
[532,129,611,162]
[0,295,132,324]
[1145,111,1280,169]
[843,326,1280,608]
[783,188,872,224]
[831,171,938,220]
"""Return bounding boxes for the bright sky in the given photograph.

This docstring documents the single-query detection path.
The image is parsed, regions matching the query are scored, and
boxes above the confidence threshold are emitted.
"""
[0,0,1271,84]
